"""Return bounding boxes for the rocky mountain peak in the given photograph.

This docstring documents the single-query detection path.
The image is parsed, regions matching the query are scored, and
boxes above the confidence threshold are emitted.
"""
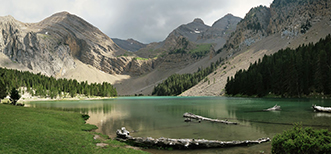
[211,13,241,28]
[224,13,234,17]
[221,0,331,54]
[112,38,146,52]
[0,15,24,27]
[54,11,70,16]
[0,15,15,20]
[37,11,95,31]
[193,18,205,25]
[0,11,132,77]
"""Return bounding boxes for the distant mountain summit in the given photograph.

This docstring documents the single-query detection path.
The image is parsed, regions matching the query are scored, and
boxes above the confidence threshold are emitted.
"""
[135,14,242,58]
[168,18,211,43]
[112,38,146,52]
[168,14,241,48]
[193,18,205,24]
[200,13,241,49]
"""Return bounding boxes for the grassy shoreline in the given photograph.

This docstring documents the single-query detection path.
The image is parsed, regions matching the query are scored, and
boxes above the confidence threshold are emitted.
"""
[0,104,147,154]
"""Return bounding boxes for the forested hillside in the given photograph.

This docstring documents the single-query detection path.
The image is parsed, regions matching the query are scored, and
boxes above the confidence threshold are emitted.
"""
[0,68,117,99]
[225,34,331,97]
[152,58,222,96]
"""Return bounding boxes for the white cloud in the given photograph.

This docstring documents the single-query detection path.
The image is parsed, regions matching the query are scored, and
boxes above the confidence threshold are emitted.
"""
[0,0,273,43]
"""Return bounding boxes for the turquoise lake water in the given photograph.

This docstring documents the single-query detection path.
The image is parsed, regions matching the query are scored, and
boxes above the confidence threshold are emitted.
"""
[28,96,331,153]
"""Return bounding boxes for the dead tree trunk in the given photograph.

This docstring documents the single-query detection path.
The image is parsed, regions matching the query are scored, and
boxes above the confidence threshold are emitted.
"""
[183,112,238,125]
[116,127,270,149]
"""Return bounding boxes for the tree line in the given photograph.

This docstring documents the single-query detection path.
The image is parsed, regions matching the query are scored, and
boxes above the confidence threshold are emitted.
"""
[152,59,222,96]
[0,67,117,102]
[225,34,331,97]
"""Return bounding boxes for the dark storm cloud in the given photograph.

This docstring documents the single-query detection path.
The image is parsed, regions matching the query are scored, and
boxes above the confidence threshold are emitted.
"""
[0,0,272,43]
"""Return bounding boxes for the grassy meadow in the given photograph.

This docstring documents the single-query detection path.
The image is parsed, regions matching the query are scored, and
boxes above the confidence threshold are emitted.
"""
[0,104,147,154]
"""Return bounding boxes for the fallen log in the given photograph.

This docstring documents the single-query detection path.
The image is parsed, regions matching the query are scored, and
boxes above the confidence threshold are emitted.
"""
[183,112,238,125]
[312,104,331,113]
[263,104,281,111]
[116,127,270,149]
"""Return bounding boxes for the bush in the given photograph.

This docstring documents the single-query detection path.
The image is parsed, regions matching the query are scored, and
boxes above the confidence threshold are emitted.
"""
[272,124,331,154]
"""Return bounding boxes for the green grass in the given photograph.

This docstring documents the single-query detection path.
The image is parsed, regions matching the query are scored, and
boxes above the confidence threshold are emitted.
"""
[189,44,211,53]
[0,104,147,154]
[133,57,149,61]
[189,44,212,58]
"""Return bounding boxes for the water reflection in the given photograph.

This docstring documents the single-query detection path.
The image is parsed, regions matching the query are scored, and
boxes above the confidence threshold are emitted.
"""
[28,100,114,114]
[226,98,331,136]
[28,97,270,142]
[27,97,331,153]
[314,112,331,118]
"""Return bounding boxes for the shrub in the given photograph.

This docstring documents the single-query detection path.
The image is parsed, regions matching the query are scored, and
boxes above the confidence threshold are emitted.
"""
[272,124,331,154]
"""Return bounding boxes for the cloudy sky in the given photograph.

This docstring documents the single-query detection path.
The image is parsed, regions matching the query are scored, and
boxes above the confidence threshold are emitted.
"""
[0,0,273,43]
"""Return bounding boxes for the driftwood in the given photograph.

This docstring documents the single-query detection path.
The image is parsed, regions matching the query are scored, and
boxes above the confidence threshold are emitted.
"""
[116,127,270,149]
[263,104,281,111]
[183,112,238,125]
[312,104,331,113]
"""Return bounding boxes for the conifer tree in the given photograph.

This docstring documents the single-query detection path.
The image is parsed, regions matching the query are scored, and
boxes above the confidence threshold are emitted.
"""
[10,88,21,105]
[0,79,7,103]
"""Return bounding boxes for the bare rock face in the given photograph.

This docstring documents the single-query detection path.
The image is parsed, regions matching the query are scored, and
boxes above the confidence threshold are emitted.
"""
[268,0,331,35]
[198,14,241,50]
[0,15,75,76]
[222,0,331,53]
[112,38,147,52]
[135,14,242,58]
[125,58,155,76]
[223,6,270,53]
[0,12,147,76]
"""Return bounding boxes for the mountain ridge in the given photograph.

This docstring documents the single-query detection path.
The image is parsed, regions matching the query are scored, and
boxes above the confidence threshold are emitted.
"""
[112,38,146,52]
[181,0,331,96]
[0,11,159,77]
[1,0,330,96]
[134,14,241,58]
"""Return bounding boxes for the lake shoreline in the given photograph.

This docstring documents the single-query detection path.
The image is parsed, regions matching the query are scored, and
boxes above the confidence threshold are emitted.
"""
[14,92,115,103]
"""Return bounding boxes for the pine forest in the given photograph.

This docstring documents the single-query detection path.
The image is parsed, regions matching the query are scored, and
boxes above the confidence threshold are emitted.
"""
[225,34,331,97]
[0,68,117,99]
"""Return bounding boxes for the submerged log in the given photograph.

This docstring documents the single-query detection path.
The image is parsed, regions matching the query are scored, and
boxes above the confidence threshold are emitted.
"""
[184,118,191,122]
[183,112,238,125]
[312,104,331,113]
[116,127,270,149]
[263,104,281,111]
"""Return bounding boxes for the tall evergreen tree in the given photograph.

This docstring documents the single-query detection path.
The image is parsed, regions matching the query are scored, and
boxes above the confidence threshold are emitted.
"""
[0,79,7,103]
[10,88,21,105]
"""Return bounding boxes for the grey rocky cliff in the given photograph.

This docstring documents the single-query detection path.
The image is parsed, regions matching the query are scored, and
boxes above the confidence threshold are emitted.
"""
[222,0,331,53]
[0,15,75,76]
[198,14,241,49]
[135,14,242,58]
[112,38,147,52]
[0,12,152,77]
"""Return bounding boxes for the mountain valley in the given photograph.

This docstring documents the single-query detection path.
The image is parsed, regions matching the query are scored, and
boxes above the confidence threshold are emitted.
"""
[1,0,331,96]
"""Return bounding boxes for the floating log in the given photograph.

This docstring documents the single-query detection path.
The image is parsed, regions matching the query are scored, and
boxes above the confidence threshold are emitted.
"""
[312,104,331,113]
[183,112,238,125]
[116,127,270,149]
[263,104,281,111]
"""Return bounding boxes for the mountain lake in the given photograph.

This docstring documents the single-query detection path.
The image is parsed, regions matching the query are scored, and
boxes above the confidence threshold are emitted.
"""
[27,96,331,154]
